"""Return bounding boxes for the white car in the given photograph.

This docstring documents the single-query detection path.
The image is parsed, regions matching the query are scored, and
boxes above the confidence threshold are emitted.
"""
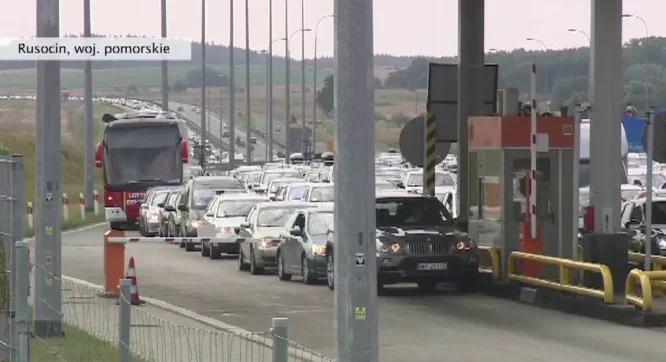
[199,194,270,259]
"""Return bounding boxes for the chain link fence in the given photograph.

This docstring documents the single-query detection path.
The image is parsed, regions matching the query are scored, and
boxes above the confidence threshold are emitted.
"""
[0,155,25,361]
[23,261,335,361]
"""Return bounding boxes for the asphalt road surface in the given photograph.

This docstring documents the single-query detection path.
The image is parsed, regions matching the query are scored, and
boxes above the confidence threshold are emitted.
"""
[61,224,666,361]
[172,101,286,162]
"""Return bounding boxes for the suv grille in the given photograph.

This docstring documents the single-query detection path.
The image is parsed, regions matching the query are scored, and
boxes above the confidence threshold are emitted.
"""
[407,241,451,255]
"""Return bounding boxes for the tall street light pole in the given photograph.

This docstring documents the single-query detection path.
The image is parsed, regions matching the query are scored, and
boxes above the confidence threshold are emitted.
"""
[312,14,333,156]
[287,28,311,158]
[526,37,549,105]
[83,0,94,212]
[623,14,650,113]
[268,0,274,162]
[300,0,306,157]
[285,0,290,162]
[161,0,168,111]
[200,0,207,172]
[245,0,252,164]
[229,0,236,169]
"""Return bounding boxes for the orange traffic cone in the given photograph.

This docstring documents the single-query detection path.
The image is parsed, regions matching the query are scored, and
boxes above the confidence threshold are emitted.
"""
[125,257,144,305]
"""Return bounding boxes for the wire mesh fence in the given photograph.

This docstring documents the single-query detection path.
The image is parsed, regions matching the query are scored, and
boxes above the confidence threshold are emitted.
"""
[25,263,335,362]
[0,155,25,361]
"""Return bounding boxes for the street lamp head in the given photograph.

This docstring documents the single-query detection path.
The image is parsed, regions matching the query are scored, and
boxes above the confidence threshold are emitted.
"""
[567,28,576,32]
[526,37,535,41]
[622,14,633,18]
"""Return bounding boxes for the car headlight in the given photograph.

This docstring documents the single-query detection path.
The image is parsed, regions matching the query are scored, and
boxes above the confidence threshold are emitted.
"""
[456,239,475,251]
[312,244,326,256]
[657,238,666,251]
[148,213,160,223]
[191,220,203,228]
[259,238,280,249]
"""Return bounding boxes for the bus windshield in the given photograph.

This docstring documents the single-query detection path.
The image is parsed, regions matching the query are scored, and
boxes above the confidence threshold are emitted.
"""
[104,124,182,187]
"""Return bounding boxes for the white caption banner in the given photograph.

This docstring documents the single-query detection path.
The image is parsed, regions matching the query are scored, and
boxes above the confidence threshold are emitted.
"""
[0,37,191,61]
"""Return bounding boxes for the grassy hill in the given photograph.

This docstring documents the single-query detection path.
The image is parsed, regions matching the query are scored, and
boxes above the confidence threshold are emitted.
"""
[0,99,122,233]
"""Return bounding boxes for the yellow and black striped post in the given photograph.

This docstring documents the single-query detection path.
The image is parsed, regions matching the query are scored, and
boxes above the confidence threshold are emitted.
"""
[423,113,437,196]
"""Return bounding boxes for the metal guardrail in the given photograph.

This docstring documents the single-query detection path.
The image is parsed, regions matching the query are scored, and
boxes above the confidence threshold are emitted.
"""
[625,269,666,312]
[628,252,666,271]
[478,246,501,281]
[508,252,615,304]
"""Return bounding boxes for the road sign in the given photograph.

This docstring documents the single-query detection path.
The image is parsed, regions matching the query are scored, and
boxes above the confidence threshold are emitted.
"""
[399,115,450,167]
[427,63,498,142]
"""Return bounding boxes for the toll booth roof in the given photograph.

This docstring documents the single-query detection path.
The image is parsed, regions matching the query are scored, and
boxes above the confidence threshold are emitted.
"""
[469,116,575,150]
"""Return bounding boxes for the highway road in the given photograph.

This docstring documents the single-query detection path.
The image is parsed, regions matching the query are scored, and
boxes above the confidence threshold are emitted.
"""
[171,101,286,162]
[60,224,666,361]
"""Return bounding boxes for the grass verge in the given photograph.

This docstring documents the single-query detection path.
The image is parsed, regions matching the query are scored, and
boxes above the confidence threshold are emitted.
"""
[0,99,121,236]
[31,325,148,362]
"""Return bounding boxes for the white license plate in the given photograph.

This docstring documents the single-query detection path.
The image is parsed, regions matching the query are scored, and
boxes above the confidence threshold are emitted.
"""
[417,262,447,271]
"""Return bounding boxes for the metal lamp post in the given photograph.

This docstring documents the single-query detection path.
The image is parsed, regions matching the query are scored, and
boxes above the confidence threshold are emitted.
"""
[526,37,549,104]
[623,14,650,113]
[312,14,334,156]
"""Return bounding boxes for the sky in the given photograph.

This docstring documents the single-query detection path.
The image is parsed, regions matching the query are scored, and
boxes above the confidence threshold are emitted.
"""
[0,0,664,59]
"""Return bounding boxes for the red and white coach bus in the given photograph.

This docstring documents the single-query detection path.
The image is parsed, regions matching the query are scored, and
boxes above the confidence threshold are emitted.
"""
[96,111,190,230]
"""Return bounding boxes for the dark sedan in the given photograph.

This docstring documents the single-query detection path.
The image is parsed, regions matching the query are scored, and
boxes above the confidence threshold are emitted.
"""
[276,207,333,284]
[326,192,478,292]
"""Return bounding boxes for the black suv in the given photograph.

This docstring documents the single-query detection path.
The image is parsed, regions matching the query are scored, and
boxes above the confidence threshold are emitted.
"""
[326,192,478,292]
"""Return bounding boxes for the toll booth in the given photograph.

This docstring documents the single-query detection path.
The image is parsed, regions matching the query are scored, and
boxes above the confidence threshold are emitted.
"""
[467,116,575,279]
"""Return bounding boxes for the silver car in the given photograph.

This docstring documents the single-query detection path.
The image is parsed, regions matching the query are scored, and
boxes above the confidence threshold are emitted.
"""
[237,201,317,274]
[199,194,270,259]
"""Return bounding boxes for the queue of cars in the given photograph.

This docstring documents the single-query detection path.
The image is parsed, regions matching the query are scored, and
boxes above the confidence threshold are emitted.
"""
[136,152,479,293]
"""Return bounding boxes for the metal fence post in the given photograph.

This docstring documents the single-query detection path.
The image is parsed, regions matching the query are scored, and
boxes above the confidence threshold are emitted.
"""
[14,240,29,362]
[119,279,132,362]
[11,155,25,362]
[272,317,288,362]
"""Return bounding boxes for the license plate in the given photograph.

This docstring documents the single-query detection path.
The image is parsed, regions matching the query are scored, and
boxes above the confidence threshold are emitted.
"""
[417,262,447,271]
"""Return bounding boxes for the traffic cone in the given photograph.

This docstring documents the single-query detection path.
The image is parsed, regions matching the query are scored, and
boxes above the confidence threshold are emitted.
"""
[125,257,144,305]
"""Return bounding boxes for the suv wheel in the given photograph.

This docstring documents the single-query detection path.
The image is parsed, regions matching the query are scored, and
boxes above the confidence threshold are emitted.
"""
[302,255,316,285]
[326,251,334,290]
[201,242,210,257]
[278,252,292,281]
[238,250,249,271]
[185,242,195,252]
[250,249,264,275]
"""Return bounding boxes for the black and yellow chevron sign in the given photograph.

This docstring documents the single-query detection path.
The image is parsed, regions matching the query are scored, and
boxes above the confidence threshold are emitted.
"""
[424,113,437,196]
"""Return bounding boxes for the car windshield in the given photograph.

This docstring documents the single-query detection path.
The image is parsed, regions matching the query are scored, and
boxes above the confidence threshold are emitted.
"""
[263,171,300,185]
[216,200,259,217]
[406,173,455,187]
[288,186,309,200]
[269,180,299,193]
[104,124,182,187]
[151,191,169,206]
[376,198,451,227]
[246,172,261,184]
[310,187,334,202]
[308,212,334,235]
[376,169,402,179]
[257,206,305,227]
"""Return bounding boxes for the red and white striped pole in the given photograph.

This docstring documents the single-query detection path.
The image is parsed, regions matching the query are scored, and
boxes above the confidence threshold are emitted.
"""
[93,190,99,215]
[79,192,86,220]
[62,192,69,222]
[530,63,537,239]
[27,201,34,229]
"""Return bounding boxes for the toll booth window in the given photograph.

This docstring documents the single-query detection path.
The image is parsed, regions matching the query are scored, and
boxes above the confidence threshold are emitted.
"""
[480,177,501,222]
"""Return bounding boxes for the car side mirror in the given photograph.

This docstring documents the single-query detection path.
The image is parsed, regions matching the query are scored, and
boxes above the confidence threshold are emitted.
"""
[165,205,176,212]
[247,184,253,190]
[178,205,188,212]
[234,227,241,234]
[397,182,404,189]
[240,222,250,229]
[206,212,215,217]
[290,226,302,236]
[141,204,149,209]
[157,203,165,208]
[270,196,277,201]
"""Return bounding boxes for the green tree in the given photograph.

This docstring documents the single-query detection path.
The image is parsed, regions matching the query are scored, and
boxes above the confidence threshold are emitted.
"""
[316,75,334,116]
